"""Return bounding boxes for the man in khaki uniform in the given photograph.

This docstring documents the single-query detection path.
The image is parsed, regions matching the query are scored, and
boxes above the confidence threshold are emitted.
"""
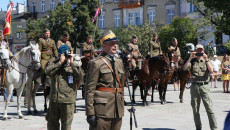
[82,35,98,57]
[149,33,162,57]
[169,38,181,90]
[57,31,73,53]
[85,30,125,130]
[183,44,217,130]
[45,45,83,130]
[127,35,142,70]
[38,29,58,86]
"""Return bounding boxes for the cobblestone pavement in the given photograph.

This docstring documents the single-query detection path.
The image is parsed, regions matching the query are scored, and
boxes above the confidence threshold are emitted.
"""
[0,81,229,130]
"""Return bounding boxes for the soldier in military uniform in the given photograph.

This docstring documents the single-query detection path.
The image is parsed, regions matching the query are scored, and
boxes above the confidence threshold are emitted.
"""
[57,31,73,53]
[183,44,218,130]
[169,38,181,90]
[82,35,98,57]
[45,45,83,130]
[38,29,58,87]
[85,30,125,130]
[127,35,142,70]
[149,33,162,57]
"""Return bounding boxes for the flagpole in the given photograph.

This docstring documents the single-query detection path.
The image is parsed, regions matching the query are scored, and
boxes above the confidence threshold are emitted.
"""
[92,0,101,45]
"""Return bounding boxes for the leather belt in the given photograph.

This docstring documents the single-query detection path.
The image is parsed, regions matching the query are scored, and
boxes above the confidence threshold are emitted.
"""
[42,50,52,53]
[192,82,208,85]
[96,87,122,93]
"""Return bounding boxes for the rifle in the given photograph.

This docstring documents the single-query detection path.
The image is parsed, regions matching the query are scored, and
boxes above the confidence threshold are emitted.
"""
[118,51,138,130]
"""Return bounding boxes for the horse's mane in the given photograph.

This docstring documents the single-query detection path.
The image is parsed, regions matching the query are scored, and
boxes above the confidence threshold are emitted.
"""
[14,46,31,58]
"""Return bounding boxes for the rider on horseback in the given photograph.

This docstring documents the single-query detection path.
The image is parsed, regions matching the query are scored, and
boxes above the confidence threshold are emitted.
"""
[149,33,162,57]
[82,35,98,58]
[126,35,142,80]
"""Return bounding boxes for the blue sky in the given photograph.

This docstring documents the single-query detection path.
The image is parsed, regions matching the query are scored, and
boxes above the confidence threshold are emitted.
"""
[0,0,26,11]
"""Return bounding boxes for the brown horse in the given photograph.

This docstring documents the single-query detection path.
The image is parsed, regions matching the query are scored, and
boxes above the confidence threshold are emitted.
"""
[149,50,176,104]
[177,58,191,103]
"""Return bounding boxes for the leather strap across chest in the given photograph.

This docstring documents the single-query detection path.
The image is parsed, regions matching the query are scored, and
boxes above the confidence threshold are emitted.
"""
[100,57,122,88]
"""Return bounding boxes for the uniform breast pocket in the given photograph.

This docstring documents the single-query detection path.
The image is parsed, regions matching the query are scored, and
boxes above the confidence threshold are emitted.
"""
[200,66,207,72]
[100,68,113,83]
[118,68,124,79]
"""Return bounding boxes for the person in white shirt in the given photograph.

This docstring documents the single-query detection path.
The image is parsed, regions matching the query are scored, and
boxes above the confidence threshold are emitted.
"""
[211,55,221,88]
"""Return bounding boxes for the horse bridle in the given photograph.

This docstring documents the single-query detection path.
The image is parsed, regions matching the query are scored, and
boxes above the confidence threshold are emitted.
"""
[0,47,10,69]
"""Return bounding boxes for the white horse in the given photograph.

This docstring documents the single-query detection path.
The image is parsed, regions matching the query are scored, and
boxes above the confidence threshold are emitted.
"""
[3,43,41,120]
[26,54,82,114]
[0,43,11,69]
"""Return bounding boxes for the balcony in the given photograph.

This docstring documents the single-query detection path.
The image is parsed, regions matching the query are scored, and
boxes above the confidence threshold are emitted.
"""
[118,0,143,9]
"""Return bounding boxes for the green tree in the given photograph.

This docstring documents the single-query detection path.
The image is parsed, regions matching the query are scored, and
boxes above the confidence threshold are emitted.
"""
[158,17,198,58]
[112,22,161,55]
[187,0,230,35]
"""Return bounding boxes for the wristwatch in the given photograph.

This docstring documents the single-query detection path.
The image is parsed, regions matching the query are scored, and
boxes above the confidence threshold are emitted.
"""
[205,60,209,62]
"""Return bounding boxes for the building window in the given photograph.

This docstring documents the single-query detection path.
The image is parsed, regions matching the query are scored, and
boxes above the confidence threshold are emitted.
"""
[99,12,105,29]
[50,0,55,11]
[128,13,134,25]
[114,11,120,28]
[136,12,140,25]
[186,2,196,13]
[147,7,156,24]
[41,0,45,12]
[60,0,65,5]
[128,12,141,25]
[166,8,174,24]
[17,25,22,39]
[31,1,35,13]
[100,0,105,4]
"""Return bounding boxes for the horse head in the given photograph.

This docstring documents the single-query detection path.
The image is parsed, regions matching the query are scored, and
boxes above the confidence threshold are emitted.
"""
[0,44,11,69]
[160,54,173,76]
[28,43,41,70]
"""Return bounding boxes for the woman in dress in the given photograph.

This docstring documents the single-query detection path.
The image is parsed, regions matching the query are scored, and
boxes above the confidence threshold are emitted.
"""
[221,54,230,93]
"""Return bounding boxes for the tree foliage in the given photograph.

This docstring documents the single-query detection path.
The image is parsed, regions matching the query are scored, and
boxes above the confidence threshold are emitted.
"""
[158,17,198,58]
[22,0,101,49]
[112,22,161,55]
[187,0,230,35]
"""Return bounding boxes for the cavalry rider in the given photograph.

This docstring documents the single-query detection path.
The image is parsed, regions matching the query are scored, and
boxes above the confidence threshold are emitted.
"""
[85,30,125,130]
[149,33,162,57]
[57,31,73,53]
[38,29,58,88]
[82,35,98,57]
[127,35,142,71]
[169,38,181,90]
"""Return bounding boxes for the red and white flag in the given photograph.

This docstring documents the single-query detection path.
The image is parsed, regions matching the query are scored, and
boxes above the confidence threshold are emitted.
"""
[92,5,101,23]
[3,2,14,36]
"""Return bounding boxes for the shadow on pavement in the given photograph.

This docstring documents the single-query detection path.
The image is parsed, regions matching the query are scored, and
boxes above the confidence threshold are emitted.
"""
[143,128,175,130]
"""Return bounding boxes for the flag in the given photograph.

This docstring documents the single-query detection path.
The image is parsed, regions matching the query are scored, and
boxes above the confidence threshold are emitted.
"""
[3,2,14,36]
[92,5,101,23]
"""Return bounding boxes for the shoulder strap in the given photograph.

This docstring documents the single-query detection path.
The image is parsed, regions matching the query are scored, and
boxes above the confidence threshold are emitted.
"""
[100,57,122,88]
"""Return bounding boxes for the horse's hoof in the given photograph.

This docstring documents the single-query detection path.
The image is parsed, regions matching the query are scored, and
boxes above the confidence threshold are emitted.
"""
[180,100,184,103]
[28,111,32,115]
[44,108,47,112]
[131,100,136,104]
[2,117,8,120]
[19,115,24,119]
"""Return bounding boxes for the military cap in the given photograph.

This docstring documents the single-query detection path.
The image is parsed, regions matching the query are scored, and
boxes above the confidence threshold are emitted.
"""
[196,44,204,50]
[43,29,50,33]
[100,30,118,44]
[58,45,70,54]
[62,31,69,37]
[132,35,137,39]
[87,35,92,39]
[153,33,158,37]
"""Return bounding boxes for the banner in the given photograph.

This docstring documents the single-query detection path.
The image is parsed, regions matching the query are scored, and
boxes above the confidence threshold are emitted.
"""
[3,2,14,36]
[92,5,101,23]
